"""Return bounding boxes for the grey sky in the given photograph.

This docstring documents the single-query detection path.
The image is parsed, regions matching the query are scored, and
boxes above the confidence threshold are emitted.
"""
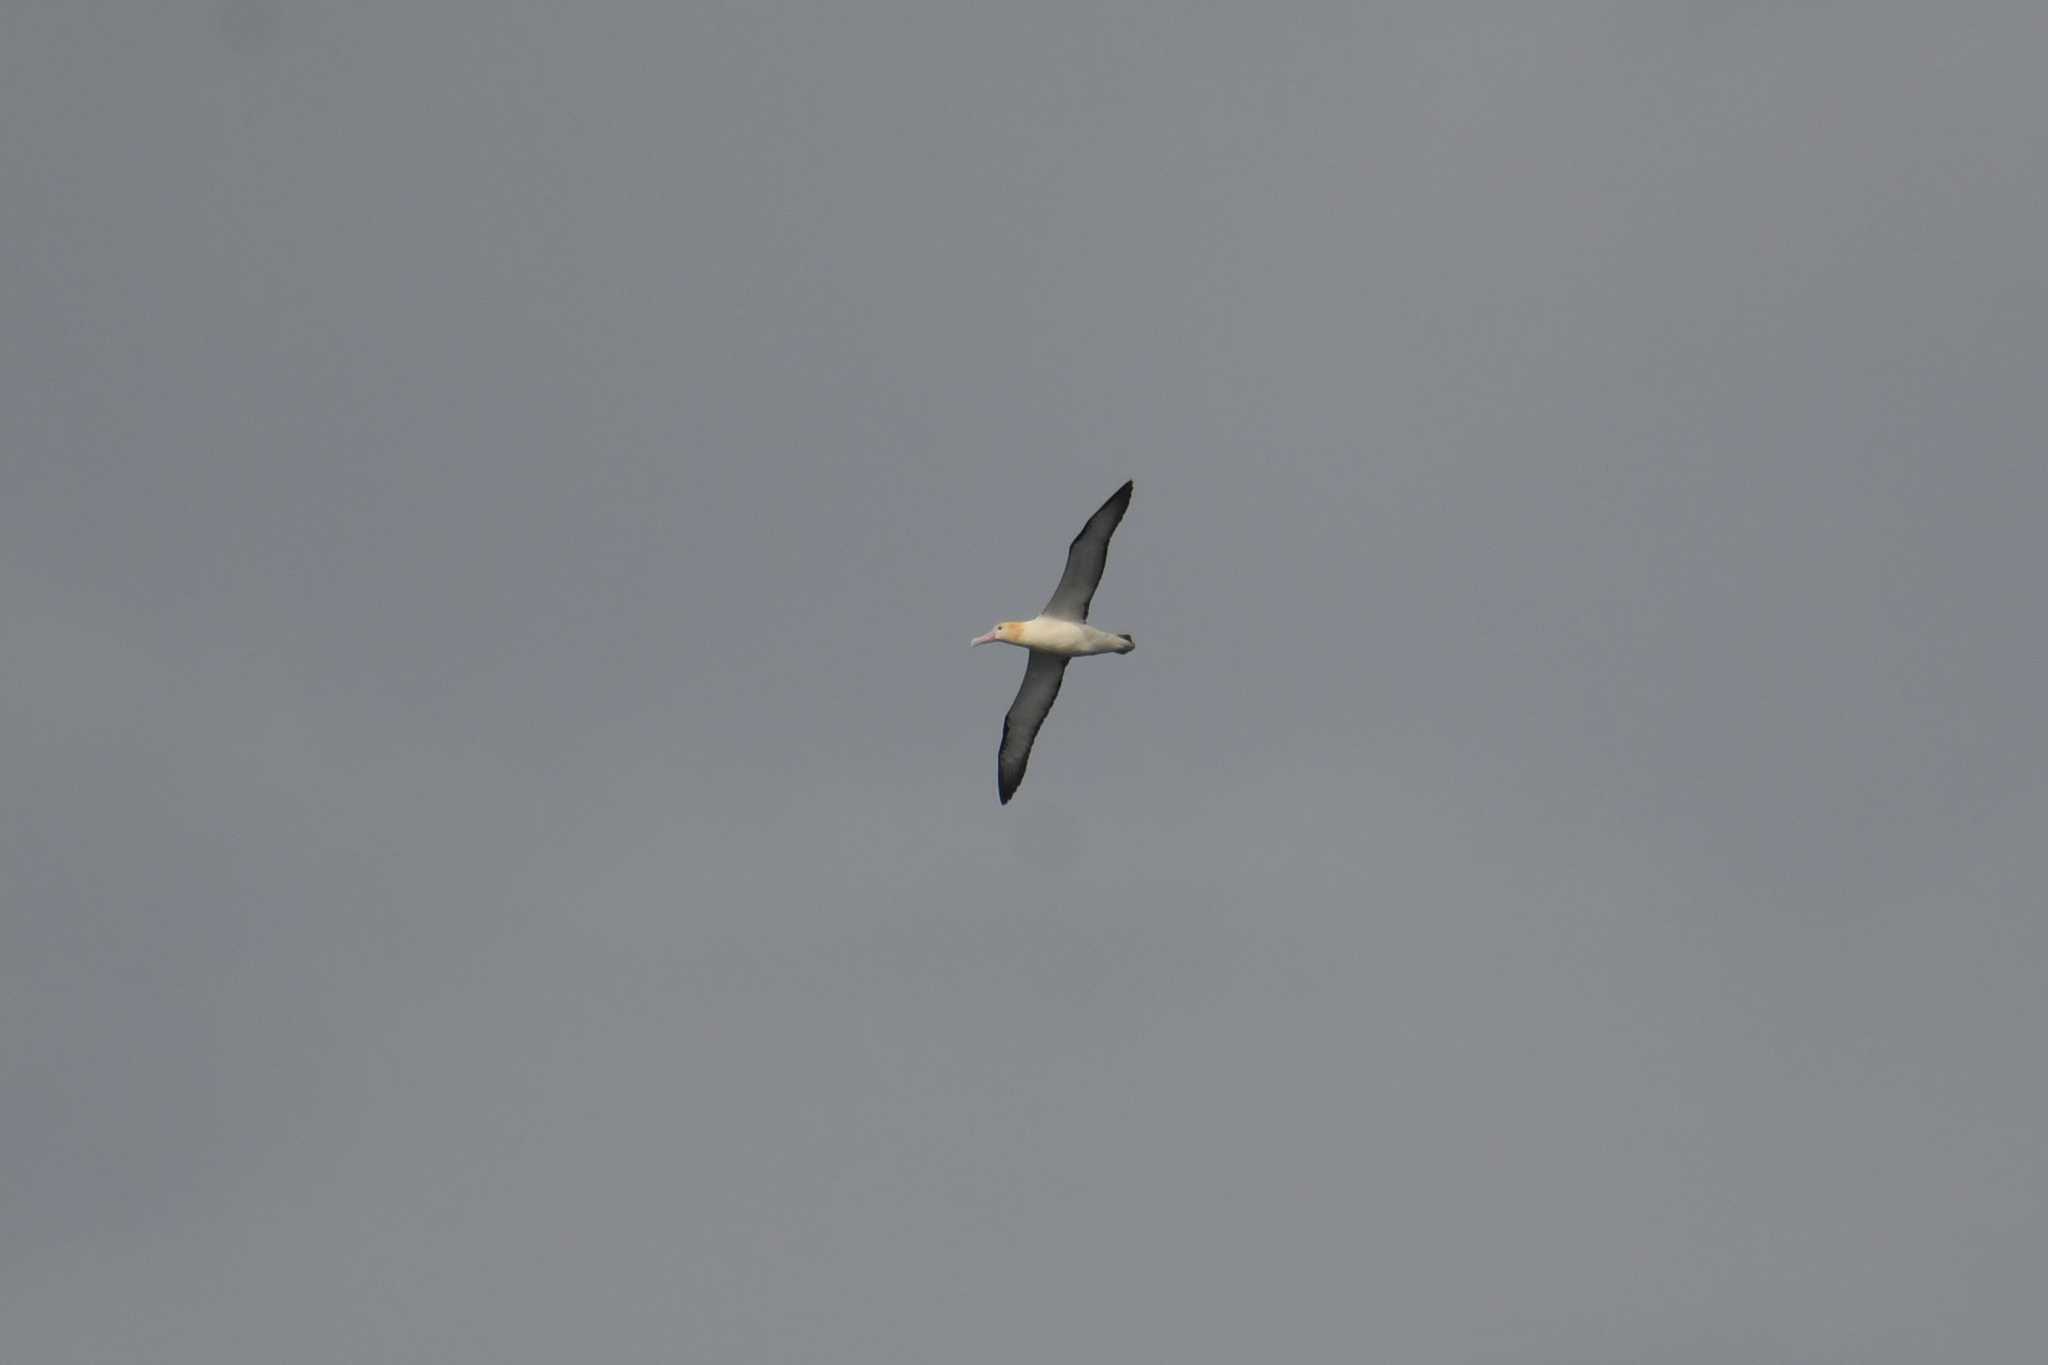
[5,2,2045,1359]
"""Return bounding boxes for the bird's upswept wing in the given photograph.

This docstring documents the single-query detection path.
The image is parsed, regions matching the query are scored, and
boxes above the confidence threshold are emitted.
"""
[998,650,1069,804]
[1041,480,1133,622]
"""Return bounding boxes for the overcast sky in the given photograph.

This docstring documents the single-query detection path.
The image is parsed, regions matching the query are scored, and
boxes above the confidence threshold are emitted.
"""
[5,2,2045,1359]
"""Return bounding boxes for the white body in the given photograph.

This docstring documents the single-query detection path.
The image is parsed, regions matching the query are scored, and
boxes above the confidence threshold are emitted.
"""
[1006,616,1134,657]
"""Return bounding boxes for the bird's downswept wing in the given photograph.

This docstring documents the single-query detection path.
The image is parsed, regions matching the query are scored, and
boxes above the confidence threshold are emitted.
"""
[1041,480,1133,622]
[998,650,1069,804]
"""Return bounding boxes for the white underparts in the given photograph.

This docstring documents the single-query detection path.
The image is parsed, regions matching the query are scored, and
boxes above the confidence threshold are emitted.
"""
[1013,616,1135,656]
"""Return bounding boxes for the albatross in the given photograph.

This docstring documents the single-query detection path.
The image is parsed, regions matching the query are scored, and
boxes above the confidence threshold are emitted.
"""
[972,480,1136,804]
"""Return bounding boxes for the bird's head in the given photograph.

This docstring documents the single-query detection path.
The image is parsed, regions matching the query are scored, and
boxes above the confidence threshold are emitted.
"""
[971,622,1021,647]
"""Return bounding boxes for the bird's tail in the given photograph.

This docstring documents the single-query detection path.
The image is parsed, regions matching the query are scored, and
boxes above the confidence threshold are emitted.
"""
[1117,633,1134,649]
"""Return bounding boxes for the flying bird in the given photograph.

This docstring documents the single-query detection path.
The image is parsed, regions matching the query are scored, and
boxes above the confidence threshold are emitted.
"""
[972,480,1136,804]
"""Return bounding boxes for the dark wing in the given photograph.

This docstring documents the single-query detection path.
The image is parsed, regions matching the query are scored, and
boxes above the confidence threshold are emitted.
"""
[998,650,1069,804]
[1041,480,1133,621]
